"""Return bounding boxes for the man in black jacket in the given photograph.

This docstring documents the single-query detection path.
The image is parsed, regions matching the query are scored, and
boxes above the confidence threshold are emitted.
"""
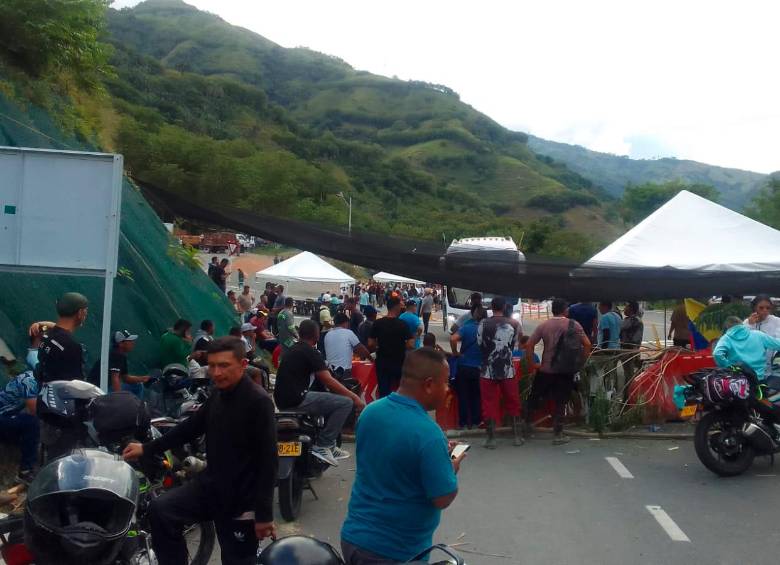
[123,337,277,565]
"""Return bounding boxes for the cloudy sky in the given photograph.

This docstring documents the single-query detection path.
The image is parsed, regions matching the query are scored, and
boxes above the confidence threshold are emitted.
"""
[113,0,779,173]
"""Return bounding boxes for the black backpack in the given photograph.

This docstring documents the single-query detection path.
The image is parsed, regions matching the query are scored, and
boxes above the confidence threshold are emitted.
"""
[551,319,585,374]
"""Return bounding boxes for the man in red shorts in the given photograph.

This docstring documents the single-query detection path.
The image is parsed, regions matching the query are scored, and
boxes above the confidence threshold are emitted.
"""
[477,296,523,449]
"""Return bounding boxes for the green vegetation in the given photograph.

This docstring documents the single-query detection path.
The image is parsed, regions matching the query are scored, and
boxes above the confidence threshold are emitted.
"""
[618,181,719,224]
[0,0,113,90]
[745,177,780,229]
[528,135,768,210]
[0,0,615,261]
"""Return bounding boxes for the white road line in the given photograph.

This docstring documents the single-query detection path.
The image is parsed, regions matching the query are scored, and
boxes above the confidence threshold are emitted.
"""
[646,505,691,542]
[605,456,634,479]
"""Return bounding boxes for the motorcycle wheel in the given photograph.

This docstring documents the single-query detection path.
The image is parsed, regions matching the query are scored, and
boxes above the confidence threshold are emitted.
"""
[183,521,216,565]
[278,467,304,522]
[694,411,755,477]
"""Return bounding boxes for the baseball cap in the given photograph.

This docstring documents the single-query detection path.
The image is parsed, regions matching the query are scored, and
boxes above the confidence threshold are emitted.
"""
[114,330,138,344]
[241,322,255,333]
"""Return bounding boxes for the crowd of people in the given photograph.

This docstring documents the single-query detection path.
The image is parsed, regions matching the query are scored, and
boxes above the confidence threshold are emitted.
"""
[3,280,780,564]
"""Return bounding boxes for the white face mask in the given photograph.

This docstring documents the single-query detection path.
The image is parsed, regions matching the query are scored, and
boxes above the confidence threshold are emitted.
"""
[26,348,39,370]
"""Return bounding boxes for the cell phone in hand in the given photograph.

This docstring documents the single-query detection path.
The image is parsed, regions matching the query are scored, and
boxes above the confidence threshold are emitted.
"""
[451,443,470,459]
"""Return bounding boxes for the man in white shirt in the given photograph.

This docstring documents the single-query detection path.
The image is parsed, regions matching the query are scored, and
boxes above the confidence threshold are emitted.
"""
[324,313,371,381]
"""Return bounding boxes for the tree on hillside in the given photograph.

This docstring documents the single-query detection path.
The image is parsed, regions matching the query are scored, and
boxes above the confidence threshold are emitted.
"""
[619,180,719,224]
[745,176,780,229]
[0,0,112,89]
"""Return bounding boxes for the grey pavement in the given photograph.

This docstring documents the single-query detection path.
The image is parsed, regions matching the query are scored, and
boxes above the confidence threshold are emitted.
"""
[240,437,779,565]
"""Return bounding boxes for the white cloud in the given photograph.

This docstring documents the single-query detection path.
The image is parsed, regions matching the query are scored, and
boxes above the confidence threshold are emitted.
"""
[111,0,780,173]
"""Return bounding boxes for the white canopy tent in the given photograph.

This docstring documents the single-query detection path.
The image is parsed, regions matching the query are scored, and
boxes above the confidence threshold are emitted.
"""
[373,271,425,285]
[255,251,355,299]
[586,190,780,272]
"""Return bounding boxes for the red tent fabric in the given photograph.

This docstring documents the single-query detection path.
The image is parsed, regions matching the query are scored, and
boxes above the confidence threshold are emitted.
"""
[628,350,716,420]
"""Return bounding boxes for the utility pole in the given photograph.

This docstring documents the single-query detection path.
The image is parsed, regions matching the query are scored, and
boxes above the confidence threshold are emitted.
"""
[337,192,352,236]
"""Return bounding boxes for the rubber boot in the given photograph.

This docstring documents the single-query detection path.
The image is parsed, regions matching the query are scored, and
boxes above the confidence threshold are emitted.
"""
[512,417,525,446]
[483,419,497,449]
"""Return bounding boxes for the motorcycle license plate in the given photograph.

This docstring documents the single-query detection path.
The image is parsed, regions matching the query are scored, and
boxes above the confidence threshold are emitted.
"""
[680,405,697,418]
[277,442,302,457]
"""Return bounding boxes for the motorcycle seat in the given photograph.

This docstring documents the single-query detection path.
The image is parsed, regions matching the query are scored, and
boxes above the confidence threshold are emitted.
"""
[764,374,780,393]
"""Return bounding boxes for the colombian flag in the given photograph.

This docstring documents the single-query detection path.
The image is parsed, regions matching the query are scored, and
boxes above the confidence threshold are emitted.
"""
[684,298,718,350]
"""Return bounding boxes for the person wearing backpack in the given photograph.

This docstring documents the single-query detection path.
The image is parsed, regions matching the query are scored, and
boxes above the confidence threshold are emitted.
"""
[524,298,591,445]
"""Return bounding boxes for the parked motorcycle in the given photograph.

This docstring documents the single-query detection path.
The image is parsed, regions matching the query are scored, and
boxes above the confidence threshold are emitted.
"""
[34,380,215,564]
[681,366,780,476]
[274,411,331,521]
[257,535,466,564]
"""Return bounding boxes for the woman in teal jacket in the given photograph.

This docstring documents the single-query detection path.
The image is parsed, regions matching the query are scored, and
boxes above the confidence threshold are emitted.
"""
[713,316,780,380]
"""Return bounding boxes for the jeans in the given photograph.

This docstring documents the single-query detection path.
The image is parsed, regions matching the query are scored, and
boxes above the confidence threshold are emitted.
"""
[342,540,400,565]
[149,479,258,565]
[454,365,481,427]
[526,371,574,434]
[296,391,353,448]
[0,412,39,470]
[422,312,432,334]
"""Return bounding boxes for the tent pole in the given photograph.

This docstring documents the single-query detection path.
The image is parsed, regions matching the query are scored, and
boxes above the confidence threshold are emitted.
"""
[664,304,668,348]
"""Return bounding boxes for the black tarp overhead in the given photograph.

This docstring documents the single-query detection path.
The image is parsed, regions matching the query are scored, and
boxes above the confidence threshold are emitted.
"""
[137,181,780,300]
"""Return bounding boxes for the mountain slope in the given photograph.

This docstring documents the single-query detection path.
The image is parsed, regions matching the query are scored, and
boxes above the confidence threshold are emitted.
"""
[104,0,617,258]
[527,135,768,209]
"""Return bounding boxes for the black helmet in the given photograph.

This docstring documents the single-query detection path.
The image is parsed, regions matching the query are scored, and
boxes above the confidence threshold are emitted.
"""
[162,363,190,391]
[24,449,139,565]
[37,379,104,426]
[258,536,344,565]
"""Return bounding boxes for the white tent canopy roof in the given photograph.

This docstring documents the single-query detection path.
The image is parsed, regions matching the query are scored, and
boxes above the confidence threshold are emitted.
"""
[255,251,355,283]
[373,271,425,284]
[586,190,780,271]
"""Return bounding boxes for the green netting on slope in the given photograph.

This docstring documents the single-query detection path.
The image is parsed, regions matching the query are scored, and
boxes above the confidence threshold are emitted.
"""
[0,93,237,376]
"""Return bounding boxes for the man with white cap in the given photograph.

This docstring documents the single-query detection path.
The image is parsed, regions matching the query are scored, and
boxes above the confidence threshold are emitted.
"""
[240,322,257,358]
[89,329,150,397]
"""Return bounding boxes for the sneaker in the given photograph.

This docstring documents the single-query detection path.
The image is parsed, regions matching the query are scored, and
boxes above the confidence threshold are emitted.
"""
[311,446,338,467]
[16,468,35,485]
[552,434,571,446]
[331,446,351,460]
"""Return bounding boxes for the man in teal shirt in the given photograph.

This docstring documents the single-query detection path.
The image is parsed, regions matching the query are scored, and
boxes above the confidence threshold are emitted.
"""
[597,302,622,349]
[399,300,424,349]
[341,348,465,563]
[159,319,192,367]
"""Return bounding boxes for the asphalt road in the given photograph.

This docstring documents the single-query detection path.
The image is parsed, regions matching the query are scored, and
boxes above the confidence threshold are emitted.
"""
[252,436,779,565]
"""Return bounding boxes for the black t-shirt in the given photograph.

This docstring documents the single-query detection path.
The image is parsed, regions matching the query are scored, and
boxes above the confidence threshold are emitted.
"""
[267,292,278,313]
[370,316,412,368]
[211,265,226,288]
[88,350,128,387]
[274,342,327,409]
[193,336,212,366]
[350,310,364,336]
[38,326,85,382]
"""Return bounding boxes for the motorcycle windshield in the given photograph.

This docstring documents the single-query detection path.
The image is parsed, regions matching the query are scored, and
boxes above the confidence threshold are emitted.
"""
[28,449,139,504]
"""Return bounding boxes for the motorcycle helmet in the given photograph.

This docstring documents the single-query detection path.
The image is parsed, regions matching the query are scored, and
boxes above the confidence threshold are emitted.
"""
[24,449,139,565]
[37,379,104,427]
[257,536,344,565]
[162,363,190,391]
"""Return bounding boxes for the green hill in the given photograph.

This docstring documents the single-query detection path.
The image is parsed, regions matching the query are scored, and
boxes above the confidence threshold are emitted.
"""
[527,135,768,210]
[103,0,616,258]
[0,90,237,374]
